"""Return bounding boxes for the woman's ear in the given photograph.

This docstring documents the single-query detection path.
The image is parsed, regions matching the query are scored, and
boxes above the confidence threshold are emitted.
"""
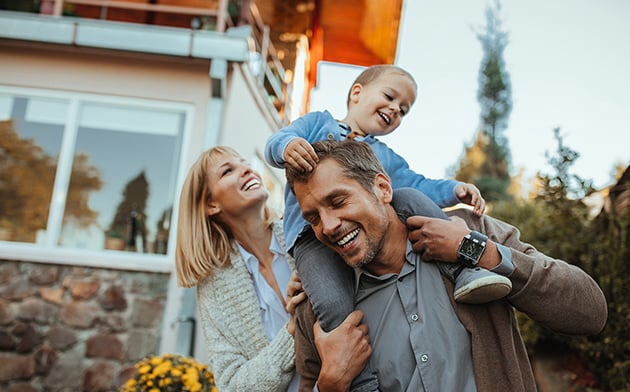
[206,201,221,216]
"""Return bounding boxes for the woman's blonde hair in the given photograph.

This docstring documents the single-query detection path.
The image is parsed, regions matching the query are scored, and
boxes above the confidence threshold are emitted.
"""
[175,146,272,287]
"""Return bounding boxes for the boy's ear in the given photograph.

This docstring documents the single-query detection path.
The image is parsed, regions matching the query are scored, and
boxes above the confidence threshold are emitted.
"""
[349,83,362,104]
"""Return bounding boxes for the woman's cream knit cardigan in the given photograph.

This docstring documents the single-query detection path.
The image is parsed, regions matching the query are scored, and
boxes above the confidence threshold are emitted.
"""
[196,221,298,392]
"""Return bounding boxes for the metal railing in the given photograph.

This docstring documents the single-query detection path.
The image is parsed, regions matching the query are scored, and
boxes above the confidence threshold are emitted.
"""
[37,0,291,123]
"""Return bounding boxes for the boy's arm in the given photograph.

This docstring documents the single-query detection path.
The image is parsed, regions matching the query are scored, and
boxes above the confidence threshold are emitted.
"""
[375,142,462,207]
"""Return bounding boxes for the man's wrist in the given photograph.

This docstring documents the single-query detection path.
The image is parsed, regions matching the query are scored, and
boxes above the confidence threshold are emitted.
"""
[316,373,351,392]
[477,240,502,270]
[456,230,487,267]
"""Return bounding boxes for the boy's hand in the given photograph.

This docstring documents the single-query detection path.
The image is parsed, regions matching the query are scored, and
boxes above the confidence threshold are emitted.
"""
[406,215,469,262]
[455,183,486,216]
[284,138,319,172]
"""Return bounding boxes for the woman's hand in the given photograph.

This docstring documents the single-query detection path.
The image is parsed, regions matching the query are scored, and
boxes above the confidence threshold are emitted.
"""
[285,271,307,336]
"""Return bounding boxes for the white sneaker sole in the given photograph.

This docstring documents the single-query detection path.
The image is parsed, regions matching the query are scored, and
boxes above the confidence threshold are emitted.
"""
[454,275,512,304]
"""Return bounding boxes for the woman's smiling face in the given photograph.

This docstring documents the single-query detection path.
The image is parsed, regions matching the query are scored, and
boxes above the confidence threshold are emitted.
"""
[205,151,268,218]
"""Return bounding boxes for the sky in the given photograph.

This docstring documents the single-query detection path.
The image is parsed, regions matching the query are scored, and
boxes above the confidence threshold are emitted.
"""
[310,0,630,192]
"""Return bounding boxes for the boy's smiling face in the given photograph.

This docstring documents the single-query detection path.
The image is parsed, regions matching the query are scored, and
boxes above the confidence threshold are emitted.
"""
[347,71,417,137]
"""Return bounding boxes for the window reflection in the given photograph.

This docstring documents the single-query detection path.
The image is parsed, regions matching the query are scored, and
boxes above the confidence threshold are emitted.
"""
[0,91,184,255]
[0,95,66,243]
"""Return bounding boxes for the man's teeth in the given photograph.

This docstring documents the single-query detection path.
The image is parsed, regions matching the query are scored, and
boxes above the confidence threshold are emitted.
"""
[337,228,359,247]
[243,179,260,191]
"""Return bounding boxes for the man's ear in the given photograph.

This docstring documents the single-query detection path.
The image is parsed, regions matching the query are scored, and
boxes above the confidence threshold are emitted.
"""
[206,201,221,216]
[349,83,362,105]
[374,173,393,204]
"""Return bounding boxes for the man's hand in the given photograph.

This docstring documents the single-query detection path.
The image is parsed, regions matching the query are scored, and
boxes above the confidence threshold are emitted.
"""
[315,310,372,392]
[284,138,319,172]
[406,215,471,262]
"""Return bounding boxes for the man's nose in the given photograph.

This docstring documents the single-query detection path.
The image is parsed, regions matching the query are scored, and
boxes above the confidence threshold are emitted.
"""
[320,211,341,236]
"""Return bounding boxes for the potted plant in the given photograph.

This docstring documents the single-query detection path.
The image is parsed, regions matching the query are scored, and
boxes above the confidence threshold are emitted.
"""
[121,353,217,392]
[104,229,125,251]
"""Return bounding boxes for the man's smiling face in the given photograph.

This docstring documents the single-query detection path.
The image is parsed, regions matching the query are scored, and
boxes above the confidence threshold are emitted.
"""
[293,159,391,269]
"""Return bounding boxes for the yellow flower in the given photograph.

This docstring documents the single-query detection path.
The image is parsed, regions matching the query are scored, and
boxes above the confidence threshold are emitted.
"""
[138,364,152,374]
[121,354,217,392]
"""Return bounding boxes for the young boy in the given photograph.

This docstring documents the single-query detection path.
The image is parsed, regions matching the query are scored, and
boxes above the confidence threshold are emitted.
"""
[265,65,512,390]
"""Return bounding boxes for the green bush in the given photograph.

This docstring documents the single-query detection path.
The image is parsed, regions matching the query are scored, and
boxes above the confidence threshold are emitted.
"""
[489,130,630,390]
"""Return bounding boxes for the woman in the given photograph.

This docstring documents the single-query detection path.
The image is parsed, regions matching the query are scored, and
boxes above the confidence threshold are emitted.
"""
[175,146,305,391]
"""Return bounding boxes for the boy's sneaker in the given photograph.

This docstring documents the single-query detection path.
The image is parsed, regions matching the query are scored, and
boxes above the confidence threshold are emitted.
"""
[453,266,512,304]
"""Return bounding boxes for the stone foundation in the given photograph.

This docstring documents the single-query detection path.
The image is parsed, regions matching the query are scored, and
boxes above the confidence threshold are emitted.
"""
[0,259,170,391]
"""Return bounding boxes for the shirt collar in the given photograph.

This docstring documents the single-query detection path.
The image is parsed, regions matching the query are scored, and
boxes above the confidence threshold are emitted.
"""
[238,231,283,273]
[353,240,417,293]
[338,122,372,142]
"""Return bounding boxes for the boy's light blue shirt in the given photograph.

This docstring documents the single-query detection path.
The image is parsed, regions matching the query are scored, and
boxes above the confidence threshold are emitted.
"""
[264,110,462,251]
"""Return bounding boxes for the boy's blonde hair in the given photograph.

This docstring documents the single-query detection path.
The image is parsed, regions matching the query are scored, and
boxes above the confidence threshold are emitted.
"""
[346,64,417,106]
[175,146,272,287]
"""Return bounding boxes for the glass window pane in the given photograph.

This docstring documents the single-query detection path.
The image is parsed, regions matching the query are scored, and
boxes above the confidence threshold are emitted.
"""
[59,101,183,254]
[0,94,67,243]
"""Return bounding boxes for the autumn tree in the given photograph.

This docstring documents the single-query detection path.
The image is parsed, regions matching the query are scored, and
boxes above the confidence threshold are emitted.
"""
[0,120,102,242]
[455,0,513,201]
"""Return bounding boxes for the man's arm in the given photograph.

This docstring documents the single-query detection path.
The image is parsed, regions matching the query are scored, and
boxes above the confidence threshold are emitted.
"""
[294,300,372,392]
[406,208,607,335]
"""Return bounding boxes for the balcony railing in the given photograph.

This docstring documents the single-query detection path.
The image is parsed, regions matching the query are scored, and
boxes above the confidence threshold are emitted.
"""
[31,0,291,123]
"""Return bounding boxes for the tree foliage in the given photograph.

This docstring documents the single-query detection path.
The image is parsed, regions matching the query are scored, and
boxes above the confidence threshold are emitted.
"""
[491,129,629,391]
[108,171,149,250]
[0,120,102,242]
[455,0,513,201]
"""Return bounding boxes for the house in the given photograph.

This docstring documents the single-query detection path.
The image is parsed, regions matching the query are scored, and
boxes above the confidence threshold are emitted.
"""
[0,0,403,390]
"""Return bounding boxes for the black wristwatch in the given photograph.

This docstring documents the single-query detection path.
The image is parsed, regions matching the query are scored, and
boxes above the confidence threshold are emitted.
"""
[457,231,488,268]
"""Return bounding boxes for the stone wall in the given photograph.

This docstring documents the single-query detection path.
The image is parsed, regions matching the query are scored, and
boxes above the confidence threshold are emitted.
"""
[0,259,170,392]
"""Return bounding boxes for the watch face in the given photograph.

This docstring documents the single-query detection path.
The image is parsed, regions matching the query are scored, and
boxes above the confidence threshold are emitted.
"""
[461,239,484,260]
[457,232,487,267]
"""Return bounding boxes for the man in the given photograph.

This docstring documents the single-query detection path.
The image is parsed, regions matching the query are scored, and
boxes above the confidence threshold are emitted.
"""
[286,139,607,392]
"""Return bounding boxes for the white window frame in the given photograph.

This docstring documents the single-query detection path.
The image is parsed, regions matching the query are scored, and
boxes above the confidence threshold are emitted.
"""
[0,86,195,272]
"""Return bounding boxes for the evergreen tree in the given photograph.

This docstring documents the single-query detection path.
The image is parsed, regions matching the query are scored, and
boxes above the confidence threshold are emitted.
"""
[108,171,149,251]
[456,0,513,201]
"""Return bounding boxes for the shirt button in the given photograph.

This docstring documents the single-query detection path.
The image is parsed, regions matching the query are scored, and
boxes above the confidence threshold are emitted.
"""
[421,354,429,362]
[410,313,419,321]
